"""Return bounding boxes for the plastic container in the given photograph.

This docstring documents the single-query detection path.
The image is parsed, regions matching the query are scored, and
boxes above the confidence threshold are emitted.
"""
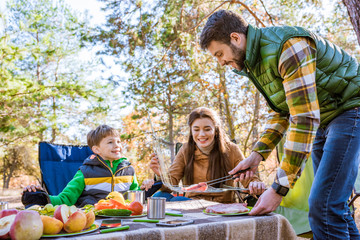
[147,197,166,219]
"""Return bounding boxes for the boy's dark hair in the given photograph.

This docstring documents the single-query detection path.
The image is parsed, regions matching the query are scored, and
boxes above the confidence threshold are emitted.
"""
[200,10,249,50]
[87,125,120,149]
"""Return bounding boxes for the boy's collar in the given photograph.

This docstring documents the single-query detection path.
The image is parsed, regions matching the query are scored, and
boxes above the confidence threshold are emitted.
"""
[96,154,126,162]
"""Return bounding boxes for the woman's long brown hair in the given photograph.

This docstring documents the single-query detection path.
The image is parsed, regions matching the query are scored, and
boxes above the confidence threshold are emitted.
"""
[184,107,232,187]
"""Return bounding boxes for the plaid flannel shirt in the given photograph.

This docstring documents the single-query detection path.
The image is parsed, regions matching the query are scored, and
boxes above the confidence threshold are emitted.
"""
[252,37,320,188]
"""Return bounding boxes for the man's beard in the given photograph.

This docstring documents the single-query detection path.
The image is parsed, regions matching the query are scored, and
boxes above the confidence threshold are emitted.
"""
[230,43,246,71]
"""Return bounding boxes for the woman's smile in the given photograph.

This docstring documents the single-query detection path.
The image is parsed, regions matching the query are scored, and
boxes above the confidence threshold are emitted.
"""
[191,117,216,148]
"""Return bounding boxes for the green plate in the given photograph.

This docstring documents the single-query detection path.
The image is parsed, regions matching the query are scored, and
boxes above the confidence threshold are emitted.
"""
[42,224,99,238]
[203,207,252,216]
[97,213,147,218]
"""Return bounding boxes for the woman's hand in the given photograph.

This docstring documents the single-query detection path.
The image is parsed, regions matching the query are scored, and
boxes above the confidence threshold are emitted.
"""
[23,184,43,193]
[140,179,155,191]
[248,181,266,195]
[149,153,161,176]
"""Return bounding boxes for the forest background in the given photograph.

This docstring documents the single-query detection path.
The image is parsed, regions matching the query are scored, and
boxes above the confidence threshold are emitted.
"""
[0,0,359,192]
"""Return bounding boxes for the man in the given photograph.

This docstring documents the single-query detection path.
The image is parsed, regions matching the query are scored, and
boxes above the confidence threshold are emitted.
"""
[200,9,360,239]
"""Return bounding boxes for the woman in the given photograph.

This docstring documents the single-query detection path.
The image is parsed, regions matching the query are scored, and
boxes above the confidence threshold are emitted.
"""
[150,107,265,202]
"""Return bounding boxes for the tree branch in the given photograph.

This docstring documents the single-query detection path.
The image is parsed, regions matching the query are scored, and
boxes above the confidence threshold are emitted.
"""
[153,0,266,69]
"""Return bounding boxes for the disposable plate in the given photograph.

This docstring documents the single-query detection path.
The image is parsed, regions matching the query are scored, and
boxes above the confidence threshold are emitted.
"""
[42,224,99,238]
[202,207,252,216]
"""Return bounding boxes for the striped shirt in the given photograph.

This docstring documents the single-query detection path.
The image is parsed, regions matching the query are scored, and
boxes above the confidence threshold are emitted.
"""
[252,37,320,188]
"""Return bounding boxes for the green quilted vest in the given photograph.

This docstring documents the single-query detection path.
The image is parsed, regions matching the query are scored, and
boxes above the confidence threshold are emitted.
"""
[234,25,360,127]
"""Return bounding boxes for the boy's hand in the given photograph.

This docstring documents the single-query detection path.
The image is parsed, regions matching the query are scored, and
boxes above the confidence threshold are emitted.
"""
[140,179,155,191]
[23,184,43,193]
[149,153,161,176]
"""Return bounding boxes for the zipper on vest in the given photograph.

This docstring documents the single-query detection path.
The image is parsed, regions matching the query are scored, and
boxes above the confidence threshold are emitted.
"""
[243,61,283,113]
[96,156,116,192]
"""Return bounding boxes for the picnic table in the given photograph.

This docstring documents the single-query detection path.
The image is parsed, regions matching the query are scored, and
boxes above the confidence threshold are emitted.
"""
[44,199,297,240]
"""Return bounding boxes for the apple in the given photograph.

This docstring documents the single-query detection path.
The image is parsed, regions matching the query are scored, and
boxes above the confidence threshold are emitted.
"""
[40,215,63,235]
[54,204,70,223]
[0,215,16,239]
[63,210,87,233]
[0,209,19,219]
[9,210,43,240]
[84,210,95,229]
[69,205,78,214]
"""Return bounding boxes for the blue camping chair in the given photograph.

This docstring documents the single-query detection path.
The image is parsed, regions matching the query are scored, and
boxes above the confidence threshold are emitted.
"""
[39,141,157,199]
[38,142,93,195]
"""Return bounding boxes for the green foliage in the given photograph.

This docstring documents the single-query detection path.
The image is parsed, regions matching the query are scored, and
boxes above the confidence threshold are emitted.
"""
[0,0,116,187]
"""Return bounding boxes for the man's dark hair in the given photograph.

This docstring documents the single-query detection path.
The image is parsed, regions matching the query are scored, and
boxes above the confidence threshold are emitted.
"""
[200,10,249,50]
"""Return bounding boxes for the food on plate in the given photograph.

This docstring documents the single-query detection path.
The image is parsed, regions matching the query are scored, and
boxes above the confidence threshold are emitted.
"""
[98,208,132,216]
[84,210,95,229]
[94,200,114,210]
[108,199,128,209]
[63,210,87,233]
[53,204,90,233]
[54,204,71,223]
[181,182,208,192]
[128,201,143,215]
[0,214,16,239]
[10,210,43,240]
[94,194,144,216]
[0,209,19,219]
[106,191,126,205]
[40,215,63,235]
[205,203,249,214]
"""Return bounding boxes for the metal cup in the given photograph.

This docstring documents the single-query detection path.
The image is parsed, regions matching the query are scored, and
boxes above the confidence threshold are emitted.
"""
[0,201,8,210]
[147,197,166,219]
[123,190,145,205]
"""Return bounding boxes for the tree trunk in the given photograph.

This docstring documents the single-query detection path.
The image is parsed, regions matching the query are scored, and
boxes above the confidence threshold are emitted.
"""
[252,91,260,147]
[166,79,175,162]
[219,70,235,140]
[343,0,360,46]
[51,96,56,143]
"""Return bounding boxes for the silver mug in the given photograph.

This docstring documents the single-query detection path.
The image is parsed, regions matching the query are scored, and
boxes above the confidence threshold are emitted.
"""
[147,197,166,219]
[123,190,145,205]
[0,201,8,210]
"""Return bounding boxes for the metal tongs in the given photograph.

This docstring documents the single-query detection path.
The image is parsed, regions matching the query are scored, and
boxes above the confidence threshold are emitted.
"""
[205,166,256,187]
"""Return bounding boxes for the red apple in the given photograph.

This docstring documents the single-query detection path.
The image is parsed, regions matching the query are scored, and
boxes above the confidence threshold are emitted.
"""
[84,210,95,229]
[53,204,70,223]
[0,215,16,239]
[9,210,43,240]
[0,209,19,219]
[63,210,87,233]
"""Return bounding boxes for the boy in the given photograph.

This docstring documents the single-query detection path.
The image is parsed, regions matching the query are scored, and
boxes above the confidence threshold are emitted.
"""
[23,125,153,207]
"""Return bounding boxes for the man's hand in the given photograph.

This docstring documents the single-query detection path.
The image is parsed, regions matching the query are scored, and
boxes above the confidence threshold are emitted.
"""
[149,153,161,176]
[249,187,282,215]
[229,151,263,183]
[247,181,266,195]
[140,179,155,191]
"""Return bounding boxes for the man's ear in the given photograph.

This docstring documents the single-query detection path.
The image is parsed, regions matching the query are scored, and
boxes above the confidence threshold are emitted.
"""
[230,32,243,47]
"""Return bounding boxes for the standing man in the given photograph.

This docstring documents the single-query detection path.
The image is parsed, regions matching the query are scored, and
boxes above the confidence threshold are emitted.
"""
[200,10,360,239]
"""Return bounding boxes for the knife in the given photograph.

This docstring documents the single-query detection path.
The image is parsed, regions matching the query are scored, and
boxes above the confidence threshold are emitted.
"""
[100,225,130,234]
[165,212,183,217]
[121,219,160,224]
